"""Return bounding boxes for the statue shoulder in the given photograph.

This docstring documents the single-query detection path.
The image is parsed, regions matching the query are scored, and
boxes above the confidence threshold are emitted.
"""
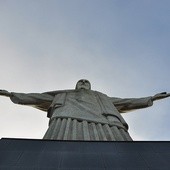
[43,89,75,96]
[93,90,109,97]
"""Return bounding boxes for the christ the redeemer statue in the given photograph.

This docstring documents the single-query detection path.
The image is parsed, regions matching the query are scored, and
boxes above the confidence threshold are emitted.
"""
[0,79,169,141]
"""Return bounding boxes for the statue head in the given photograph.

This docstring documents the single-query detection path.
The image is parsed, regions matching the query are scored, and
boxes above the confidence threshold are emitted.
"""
[75,79,91,90]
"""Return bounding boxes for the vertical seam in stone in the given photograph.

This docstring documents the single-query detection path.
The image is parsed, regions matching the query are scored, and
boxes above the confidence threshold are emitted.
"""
[127,132,133,141]
[83,121,90,140]
[98,123,107,141]
[120,128,132,141]
[77,120,83,140]
[63,118,71,140]
[104,124,116,141]
[111,126,124,141]
[50,118,61,139]
[57,118,66,140]
[72,119,77,140]
[91,123,99,140]
[43,119,55,139]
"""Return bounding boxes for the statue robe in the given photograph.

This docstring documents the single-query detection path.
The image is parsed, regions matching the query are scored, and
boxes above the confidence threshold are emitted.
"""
[10,89,153,141]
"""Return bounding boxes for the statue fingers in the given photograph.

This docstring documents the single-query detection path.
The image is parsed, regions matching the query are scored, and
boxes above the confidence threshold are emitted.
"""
[158,93,170,99]
[166,93,170,97]
[0,90,11,97]
[0,90,6,94]
[160,92,170,98]
[160,92,167,94]
[152,92,170,101]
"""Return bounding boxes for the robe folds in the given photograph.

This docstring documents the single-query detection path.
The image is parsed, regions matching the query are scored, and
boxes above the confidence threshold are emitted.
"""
[10,89,153,141]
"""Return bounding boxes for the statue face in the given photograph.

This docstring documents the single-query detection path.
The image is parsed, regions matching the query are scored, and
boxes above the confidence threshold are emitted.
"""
[76,79,91,90]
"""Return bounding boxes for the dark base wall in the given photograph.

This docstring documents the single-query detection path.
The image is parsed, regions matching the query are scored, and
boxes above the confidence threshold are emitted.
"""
[0,138,170,169]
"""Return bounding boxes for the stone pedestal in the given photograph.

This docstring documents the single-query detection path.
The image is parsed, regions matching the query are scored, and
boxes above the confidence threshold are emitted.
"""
[0,138,170,169]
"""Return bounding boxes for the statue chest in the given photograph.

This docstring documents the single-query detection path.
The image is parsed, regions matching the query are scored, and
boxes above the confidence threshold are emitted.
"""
[49,90,126,125]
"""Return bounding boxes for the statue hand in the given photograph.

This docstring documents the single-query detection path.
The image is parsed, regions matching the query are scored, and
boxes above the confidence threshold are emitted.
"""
[0,90,11,97]
[152,92,170,101]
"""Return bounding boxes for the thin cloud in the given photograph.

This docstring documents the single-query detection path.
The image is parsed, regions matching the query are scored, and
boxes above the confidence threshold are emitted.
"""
[0,1,169,140]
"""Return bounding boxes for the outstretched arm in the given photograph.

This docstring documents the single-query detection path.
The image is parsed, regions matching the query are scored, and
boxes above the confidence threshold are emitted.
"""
[111,92,170,113]
[151,92,170,101]
[0,90,11,97]
[0,89,54,111]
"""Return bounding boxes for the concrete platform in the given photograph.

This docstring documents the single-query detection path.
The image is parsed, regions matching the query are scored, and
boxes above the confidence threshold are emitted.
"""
[0,138,170,169]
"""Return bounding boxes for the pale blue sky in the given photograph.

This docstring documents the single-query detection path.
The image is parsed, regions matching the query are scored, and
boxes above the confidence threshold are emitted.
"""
[0,0,170,140]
